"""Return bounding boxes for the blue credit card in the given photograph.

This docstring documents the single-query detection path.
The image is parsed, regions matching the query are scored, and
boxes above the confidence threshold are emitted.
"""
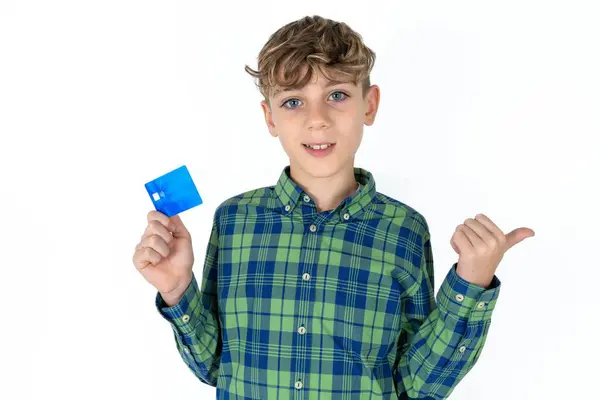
[144,165,203,217]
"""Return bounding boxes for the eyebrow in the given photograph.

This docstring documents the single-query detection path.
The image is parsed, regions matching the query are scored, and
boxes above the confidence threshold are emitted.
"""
[273,79,352,96]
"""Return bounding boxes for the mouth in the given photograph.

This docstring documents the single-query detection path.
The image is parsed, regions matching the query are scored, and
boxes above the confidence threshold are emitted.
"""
[302,142,336,157]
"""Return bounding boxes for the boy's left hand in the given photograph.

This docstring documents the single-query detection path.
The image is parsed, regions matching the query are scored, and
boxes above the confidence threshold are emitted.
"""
[450,213,535,288]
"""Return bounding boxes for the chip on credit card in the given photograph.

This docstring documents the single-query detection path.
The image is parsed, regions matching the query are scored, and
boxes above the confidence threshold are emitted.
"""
[144,165,203,217]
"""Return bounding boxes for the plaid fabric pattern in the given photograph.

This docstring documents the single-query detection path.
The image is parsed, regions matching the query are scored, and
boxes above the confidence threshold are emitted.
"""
[156,165,501,399]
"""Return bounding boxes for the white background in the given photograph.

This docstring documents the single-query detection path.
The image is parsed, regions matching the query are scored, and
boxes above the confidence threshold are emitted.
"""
[1,1,598,399]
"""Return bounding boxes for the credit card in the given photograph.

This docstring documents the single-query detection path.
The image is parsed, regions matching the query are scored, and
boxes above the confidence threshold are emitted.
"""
[144,165,203,217]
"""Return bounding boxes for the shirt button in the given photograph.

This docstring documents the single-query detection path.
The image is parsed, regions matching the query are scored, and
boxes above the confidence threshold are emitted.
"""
[302,273,311,281]
[285,204,291,212]
[455,294,464,302]
[310,224,317,232]
[297,326,306,335]
[182,315,190,323]
[343,213,350,220]
[477,301,486,308]
[295,380,303,389]
[303,195,310,202]
[459,345,466,353]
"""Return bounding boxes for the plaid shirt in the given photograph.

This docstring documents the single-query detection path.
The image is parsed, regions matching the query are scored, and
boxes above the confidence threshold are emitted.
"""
[156,165,501,399]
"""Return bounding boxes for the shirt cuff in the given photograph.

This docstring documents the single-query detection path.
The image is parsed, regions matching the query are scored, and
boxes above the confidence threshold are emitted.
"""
[155,273,201,336]
[436,262,501,323]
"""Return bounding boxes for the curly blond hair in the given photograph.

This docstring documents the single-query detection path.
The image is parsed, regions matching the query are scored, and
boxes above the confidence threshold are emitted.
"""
[244,15,376,105]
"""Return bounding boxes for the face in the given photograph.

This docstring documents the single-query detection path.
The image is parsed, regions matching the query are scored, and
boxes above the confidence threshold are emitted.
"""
[260,65,380,179]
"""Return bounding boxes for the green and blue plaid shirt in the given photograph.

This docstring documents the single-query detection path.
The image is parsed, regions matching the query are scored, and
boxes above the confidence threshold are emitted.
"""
[156,165,501,399]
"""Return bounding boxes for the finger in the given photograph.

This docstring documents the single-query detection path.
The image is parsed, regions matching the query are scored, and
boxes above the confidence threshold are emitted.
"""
[169,214,191,239]
[138,234,171,259]
[141,220,174,245]
[134,236,160,252]
[455,229,473,252]
[450,236,460,254]
[464,218,495,244]
[147,210,177,232]
[474,214,506,242]
[505,227,535,250]
[133,246,162,270]
[457,225,480,248]
[139,260,171,284]
[454,230,473,255]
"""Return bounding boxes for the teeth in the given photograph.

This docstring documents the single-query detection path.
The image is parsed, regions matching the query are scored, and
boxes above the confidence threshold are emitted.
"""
[304,143,332,150]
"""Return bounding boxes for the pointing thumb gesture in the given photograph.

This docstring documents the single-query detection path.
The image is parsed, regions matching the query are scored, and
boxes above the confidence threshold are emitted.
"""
[450,213,535,288]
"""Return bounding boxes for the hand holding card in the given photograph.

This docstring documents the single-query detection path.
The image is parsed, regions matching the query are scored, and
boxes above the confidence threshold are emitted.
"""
[135,165,201,304]
[133,209,195,306]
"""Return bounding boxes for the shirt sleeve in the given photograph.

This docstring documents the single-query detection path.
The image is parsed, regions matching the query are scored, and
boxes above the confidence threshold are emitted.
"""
[393,219,501,399]
[155,210,222,387]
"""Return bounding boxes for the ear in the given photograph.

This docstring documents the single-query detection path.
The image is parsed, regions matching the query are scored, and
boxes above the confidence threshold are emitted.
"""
[363,85,380,126]
[261,100,278,138]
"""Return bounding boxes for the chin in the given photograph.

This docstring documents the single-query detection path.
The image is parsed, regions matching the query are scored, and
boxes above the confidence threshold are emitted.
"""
[295,156,348,178]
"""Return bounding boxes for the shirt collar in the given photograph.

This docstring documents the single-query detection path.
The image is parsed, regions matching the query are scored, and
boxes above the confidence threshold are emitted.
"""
[273,165,376,220]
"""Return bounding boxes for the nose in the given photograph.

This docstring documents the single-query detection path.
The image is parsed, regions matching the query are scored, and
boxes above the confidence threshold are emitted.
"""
[306,104,330,131]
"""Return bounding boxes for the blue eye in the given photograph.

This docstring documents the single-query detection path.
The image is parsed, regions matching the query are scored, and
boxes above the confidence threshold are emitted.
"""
[330,92,347,101]
[281,91,350,109]
[283,99,301,109]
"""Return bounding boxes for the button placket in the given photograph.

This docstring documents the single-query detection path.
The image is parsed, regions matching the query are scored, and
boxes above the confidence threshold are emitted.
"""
[296,210,320,392]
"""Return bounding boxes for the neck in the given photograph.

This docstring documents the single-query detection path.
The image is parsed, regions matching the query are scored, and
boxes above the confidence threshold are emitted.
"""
[289,160,359,212]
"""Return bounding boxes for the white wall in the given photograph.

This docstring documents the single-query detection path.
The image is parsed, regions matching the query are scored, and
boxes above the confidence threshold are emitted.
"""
[0,1,598,398]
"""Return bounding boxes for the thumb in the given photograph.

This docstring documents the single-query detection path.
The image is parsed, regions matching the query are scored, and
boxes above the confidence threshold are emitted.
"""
[169,215,190,238]
[505,227,535,250]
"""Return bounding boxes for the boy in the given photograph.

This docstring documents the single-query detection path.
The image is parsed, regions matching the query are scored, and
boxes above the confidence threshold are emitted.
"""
[133,15,534,399]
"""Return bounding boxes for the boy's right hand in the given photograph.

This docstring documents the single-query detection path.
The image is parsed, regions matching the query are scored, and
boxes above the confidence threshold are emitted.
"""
[132,210,195,306]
